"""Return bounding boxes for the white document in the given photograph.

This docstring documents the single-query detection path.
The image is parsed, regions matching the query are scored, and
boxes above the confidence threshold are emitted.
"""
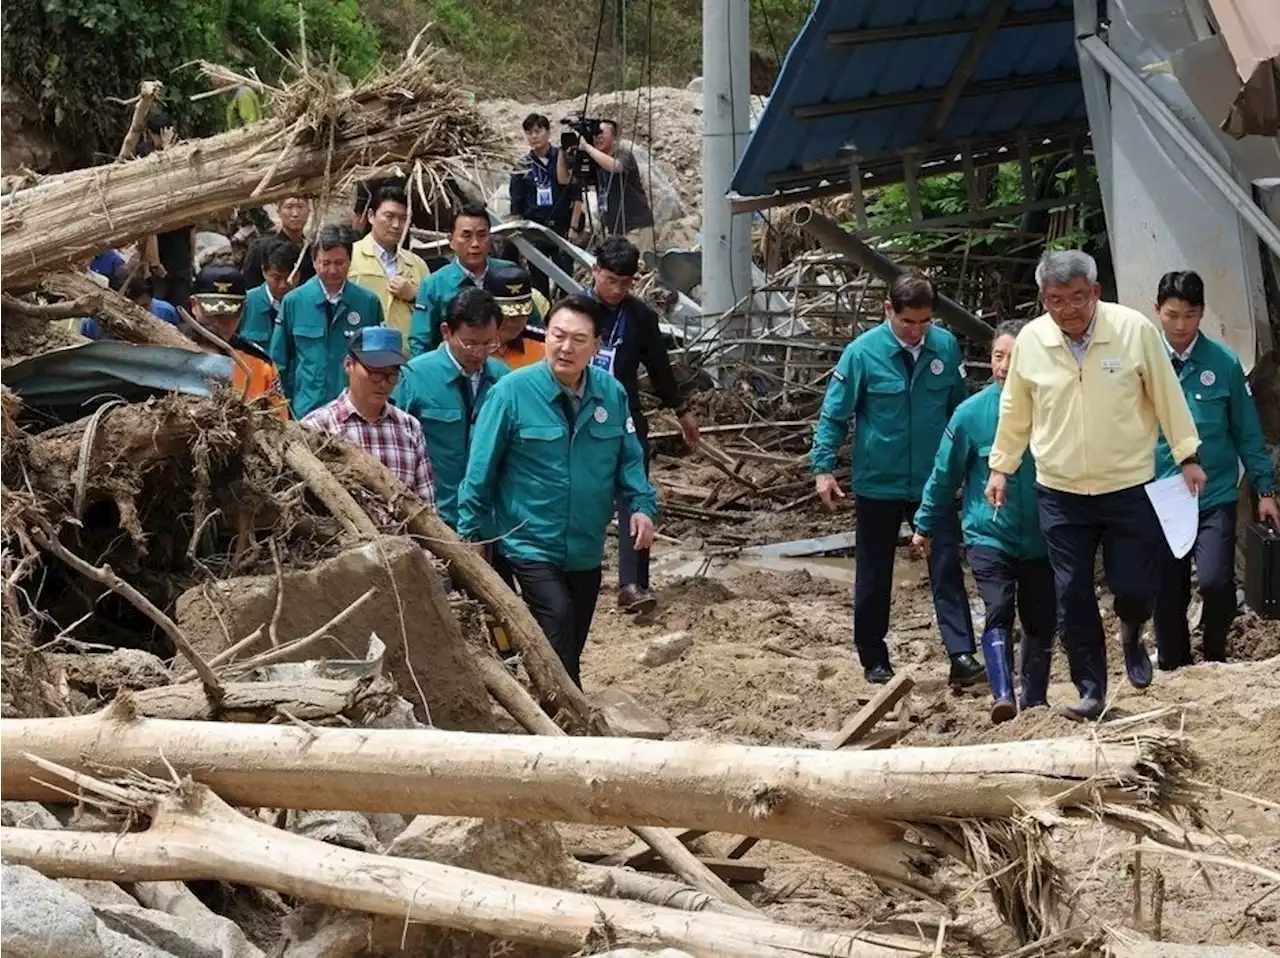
[1144,475,1199,559]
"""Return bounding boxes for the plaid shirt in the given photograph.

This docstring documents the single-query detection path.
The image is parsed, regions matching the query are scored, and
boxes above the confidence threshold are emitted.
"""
[302,391,436,509]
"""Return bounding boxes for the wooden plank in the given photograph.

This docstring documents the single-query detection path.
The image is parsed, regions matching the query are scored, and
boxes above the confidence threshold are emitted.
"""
[723,835,760,860]
[743,531,859,560]
[601,828,708,868]
[645,857,766,885]
[848,726,911,751]
[824,673,916,751]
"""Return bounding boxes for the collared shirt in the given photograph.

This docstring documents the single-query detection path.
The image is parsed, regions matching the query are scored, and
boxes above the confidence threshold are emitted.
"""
[462,266,487,287]
[302,390,436,509]
[890,330,924,363]
[1065,312,1098,366]
[374,240,399,279]
[443,341,483,398]
[323,283,346,307]
[1166,334,1199,369]
[559,374,586,420]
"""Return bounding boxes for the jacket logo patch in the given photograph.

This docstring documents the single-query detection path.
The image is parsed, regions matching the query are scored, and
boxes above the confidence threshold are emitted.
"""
[929,359,944,376]
[347,311,361,325]
[594,406,609,424]
[832,369,846,382]
[1200,370,1216,387]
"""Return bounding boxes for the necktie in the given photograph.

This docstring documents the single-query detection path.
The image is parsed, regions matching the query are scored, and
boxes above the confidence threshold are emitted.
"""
[901,349,917,380]
[558,393,578,435]
[324,300,336,326]
[1172,357,1185,374]
[268,304,278,325]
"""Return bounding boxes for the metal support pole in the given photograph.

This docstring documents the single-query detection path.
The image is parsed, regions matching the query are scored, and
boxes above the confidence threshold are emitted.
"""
[1078,34,1280,261]
[701,0,753,331]
[1073,0,1116,249]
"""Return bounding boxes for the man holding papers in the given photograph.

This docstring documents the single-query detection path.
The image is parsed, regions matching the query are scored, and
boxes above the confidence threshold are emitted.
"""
[1151,270,1279,669]
[987,251,1204,720]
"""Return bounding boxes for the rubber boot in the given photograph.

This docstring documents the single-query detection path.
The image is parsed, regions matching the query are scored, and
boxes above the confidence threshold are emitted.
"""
[981,628,1016,724]
[1019,633,1051,709]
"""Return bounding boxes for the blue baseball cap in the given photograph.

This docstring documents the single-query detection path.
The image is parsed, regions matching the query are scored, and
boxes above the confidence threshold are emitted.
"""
[349,326,408,368]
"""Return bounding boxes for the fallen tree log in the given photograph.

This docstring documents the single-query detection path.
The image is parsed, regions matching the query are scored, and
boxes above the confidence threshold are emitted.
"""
[0,706,1198,903]
[0,780,923,958]
[40,273,196,350]
[0,47,495,291]
[121,676,394,722]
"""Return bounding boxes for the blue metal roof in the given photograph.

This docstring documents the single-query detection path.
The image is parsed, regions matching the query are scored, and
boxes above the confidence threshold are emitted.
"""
[731,0,1088,201]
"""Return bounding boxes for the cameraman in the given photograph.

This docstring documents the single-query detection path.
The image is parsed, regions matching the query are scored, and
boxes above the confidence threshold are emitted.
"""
[561,119,654,241]
[508,113,583,296]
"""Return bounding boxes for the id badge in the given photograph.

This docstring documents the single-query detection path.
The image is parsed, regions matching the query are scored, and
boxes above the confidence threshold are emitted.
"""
[536,184,553,207]
[590,346,616,375]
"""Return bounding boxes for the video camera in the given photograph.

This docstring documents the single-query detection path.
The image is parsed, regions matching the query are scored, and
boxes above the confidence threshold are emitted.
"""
[559,116,605,182]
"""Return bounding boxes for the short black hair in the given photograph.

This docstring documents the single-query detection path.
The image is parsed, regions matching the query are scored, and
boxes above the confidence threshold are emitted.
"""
[263,237,301,274]
[888,271,934,312]
[522,112,550,133]
[123,270,153,301]
[446,288,502,331]
[595,237,640,277]
[993,318,1027,341]
[313,224,354,258]
[450,202,490,234]
[1156,270,1205,309]
[600,119,619,136]
[370,185,409,216]
[547,293,606,338]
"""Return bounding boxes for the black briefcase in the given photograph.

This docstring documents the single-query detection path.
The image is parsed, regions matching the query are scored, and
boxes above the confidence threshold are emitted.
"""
[1243,521,1280,619]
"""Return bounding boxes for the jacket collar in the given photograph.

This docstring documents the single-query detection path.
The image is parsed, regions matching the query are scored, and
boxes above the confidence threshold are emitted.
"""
[532,358,604,405]
[434,343,502,385]
[875,319,944,356]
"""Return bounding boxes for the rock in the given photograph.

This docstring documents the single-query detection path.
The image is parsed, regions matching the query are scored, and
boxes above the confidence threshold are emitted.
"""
[2,801,62,829]
[175,537,494,732]
[635,631,692,667]
[60,879,138,908]
[387,815,577,889]
[94,904,260,958]
[2,864,106,958]
[595,686,671,740]
[287,809,379,852]
[46,649,170,697]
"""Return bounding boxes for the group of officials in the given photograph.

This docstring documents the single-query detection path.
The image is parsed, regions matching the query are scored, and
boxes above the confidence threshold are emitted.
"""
[816,251,1277,722]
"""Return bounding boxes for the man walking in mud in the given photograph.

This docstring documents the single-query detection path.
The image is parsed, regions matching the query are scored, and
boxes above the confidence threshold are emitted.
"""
[987,250,1203,720]
[811,272,983,687]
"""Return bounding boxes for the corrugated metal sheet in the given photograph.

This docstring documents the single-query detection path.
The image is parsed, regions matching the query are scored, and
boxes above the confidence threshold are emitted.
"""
[4,341,232,413]
[731,0,1088,199]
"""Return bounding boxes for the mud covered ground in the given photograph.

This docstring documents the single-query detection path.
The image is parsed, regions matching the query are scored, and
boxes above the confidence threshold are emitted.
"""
[568,521,1280,953]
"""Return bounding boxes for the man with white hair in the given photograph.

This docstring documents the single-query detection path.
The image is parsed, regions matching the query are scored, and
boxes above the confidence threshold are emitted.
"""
[986,250,1204,720]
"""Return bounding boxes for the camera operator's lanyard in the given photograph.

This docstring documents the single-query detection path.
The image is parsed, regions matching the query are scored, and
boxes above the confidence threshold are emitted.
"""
[531,150,554,208]
[596,168,612,213]
[589,301,627,377]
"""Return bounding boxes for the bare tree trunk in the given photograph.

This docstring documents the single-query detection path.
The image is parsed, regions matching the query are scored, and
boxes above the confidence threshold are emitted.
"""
[123,677,392,722]
[1,706,1194,900]
[0,784,922,958]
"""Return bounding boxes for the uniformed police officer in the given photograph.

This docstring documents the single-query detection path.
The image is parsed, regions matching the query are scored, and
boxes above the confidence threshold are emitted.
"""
[393,287,509,531]
[457,294,658,688]
[1152,270,1279,669]
[913,320,1056,721]
[811,271,983,686]
[269,225,386,419]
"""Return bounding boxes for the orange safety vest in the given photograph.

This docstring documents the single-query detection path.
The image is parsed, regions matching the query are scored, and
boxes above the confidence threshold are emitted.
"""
[229,339,289,419]
[497,330,546,371]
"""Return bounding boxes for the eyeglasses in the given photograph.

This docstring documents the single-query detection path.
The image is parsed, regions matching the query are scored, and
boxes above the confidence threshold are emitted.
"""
[1043,292,1094,310]
[456,339,500,353]
[356,361,400,384]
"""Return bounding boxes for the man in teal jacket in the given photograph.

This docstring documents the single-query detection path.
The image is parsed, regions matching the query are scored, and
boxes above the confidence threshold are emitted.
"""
[458,294,658,687]
[1152,271,1278,668]
[239,237,300,349]
[270,225,386,418]
[393,287,508,531]
[409,202,515,357]
[811,272,982,687]
[914,320,1056,720]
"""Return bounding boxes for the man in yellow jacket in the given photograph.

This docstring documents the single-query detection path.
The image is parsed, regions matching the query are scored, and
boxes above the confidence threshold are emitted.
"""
[348,184,430,340]
[987,250,1204,720]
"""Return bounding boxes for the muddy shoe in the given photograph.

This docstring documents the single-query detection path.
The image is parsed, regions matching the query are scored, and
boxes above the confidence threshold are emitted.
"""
[864,662,895,685]
[948,652,986,688]
[618,585,657,615]
[1056,697,1103,722]
[1121,622,1153,690]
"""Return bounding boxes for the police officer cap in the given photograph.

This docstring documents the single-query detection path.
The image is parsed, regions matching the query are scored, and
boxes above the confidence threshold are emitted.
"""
[484,265,534,317]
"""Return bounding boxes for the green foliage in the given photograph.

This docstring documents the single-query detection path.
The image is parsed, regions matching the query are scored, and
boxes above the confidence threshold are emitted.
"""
[2,0,381,165]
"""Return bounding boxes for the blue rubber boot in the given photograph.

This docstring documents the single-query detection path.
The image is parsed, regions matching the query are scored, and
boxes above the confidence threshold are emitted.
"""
[1019,632,1052,709]
[981,628,1017,724]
